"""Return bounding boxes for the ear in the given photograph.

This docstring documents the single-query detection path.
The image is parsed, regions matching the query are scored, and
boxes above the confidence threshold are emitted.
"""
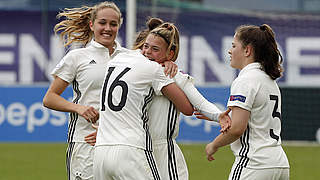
[89,21,94,31]
[167,50,175,61]
[244,45,253,57]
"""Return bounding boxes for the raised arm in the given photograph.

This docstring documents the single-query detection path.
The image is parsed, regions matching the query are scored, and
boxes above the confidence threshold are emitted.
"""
[173,72,221,121]
[183,81,222,121]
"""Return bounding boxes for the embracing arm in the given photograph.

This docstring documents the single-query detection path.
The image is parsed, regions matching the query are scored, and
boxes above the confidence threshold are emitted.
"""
[182,80,222,121]
[161,83,194,116]
[205,106,249,161]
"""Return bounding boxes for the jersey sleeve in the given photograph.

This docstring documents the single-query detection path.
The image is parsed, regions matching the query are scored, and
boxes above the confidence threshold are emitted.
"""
[51,52,77,83]
[173,70,194,89]
[152,66,174,95]
[227,78,257,111]
[176,72,222,122]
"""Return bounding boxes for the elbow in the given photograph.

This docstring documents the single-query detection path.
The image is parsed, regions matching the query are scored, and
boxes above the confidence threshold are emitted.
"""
[229,128,245,138]
[42,99,48,108]
[181,106,194,116]
[42,95,50,108]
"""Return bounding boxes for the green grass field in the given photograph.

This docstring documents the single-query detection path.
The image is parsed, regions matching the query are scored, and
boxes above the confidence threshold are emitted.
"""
[0,143,319,180]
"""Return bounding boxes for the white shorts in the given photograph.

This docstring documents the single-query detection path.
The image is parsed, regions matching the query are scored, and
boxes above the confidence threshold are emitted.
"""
[93,145,161,180]
[153,139,189,180]
[228,162,290,180]
[67,142,95,180]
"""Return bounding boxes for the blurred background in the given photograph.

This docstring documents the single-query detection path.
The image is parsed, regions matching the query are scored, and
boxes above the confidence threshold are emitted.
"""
[0,0,320,179]
[1,0,319,143]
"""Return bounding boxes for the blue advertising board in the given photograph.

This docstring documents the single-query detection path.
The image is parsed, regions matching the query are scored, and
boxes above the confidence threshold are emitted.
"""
[0,86,72,142]
[0,86,229,142]
[177,87,230,142]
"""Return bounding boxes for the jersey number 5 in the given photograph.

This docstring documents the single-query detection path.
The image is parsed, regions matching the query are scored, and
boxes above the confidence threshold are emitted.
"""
[269,95,281,141]
[101,67,131,112]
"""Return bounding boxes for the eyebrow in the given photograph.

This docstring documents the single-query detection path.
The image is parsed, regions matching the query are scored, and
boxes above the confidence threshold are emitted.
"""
[97,18,118,22]
[144,43,159,48]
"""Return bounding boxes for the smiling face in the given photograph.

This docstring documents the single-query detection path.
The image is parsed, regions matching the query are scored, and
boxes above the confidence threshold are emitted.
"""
[228,34,247,70]
[141,34,171,63]
[90,7,120,51]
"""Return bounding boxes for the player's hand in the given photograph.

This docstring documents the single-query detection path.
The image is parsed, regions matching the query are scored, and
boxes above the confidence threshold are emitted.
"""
[161,61,178,78]
[84,124,98,146]
[76,105,99,123]
[194,110,211,121]
[218,108,232,133]
[205,142,218,161]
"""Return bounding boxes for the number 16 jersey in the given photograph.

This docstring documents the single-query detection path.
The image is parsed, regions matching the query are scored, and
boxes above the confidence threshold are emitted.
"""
[96,49,174,151]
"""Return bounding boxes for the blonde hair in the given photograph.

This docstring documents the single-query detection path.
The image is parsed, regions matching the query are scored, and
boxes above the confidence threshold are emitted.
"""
[150,23,180,61]
[54,1,122,47]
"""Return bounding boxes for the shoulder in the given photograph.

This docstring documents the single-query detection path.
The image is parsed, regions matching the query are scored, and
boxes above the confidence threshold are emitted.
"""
[119,49,146,59]
[174,70,193,81]
[116,49,161,67]
[64,47,89,58]
[231,74,258,93]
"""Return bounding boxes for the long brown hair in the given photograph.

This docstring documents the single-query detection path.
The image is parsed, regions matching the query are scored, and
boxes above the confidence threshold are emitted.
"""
[54,1,122,47]
[235,24,283,80]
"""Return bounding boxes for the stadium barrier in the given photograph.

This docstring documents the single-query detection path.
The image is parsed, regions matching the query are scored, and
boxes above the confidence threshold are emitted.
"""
[0,86,319,142]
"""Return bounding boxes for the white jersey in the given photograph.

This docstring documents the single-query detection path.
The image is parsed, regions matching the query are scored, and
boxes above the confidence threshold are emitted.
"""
[148,71,222,180]
[96,49,174,151]
[227,62,289,169]
[51,40,125,143]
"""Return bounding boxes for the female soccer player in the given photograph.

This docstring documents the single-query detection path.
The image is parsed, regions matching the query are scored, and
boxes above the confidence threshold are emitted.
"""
[43,2,124,179]
[205,24,290,180]
[93,34,194,179]
[136,20,231,179]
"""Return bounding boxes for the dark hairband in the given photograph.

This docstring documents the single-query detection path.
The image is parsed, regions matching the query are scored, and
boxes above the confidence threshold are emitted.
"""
[163,23,173,30]
[259,25,267,31]
[152,31,170,45]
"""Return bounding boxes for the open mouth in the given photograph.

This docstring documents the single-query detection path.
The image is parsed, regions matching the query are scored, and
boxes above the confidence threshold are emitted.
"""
[101,33,112,38]
[146,56,155,61]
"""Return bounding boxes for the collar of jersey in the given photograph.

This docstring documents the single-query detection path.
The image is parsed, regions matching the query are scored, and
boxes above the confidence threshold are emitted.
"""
[90,40,123,52]
[238,62,262,77]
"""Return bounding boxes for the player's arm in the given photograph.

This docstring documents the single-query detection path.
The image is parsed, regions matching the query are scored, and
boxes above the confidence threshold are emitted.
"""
[205,106,249,161]
[43,76,99,123]
[161,83,193,116]
[182,80,222,121]
[43,76,73,112]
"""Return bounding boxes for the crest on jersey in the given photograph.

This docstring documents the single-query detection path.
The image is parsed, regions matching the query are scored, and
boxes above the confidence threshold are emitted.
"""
[229,95,246,103]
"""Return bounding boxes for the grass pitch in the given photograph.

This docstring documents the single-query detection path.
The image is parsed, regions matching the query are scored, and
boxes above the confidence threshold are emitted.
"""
[0,143,319,180]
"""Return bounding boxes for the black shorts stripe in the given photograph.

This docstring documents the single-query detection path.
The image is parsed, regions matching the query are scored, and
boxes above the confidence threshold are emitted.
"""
[232,164,244,180]
[66,142,75,180]
[145,150,161,180]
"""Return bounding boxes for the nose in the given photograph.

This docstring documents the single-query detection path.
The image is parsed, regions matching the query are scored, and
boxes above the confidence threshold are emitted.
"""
[143,47,151,55]
[104,23,111,31]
